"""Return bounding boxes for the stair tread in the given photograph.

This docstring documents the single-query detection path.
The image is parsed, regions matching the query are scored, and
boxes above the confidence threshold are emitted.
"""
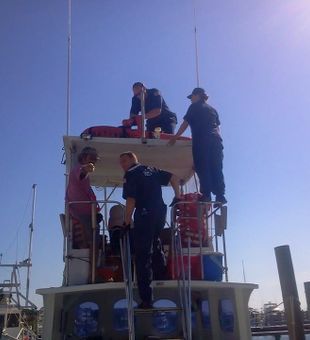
[134,306,182,314]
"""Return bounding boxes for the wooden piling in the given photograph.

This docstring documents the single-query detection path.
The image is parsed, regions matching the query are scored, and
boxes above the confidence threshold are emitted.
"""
[304,282,310,320]
[274,245,305,340]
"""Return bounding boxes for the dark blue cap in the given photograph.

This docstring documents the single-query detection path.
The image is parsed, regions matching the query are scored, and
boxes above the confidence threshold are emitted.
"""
[187,87,209,99]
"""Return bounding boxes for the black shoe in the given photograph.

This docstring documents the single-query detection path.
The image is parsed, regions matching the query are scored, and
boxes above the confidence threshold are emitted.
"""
[198,194,211,203]
[137,301,153,309]
[214,195,227,208]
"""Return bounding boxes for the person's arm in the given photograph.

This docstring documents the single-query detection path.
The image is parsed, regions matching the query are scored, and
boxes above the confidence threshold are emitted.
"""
[124,197,136,225]
[145,108,161,119]
[130,96,140,118]
[168,120,189,145]
[145,89,162,119]
[79,163,95,179]
[122,173,137,226]
[158,170,181,205]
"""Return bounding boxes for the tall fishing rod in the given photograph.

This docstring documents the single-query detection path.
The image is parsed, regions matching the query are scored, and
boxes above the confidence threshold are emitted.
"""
[25,184,37,307]
[64,0,72,191]
[192,0,200,87]
[66,0,72,136]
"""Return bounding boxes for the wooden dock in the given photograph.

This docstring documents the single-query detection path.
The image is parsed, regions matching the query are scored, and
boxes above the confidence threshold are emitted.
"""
[252,323,310,337]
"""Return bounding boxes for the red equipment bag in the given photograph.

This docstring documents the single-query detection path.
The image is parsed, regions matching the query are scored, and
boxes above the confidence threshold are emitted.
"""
[122,115,143,130]
[176,193,209,217]
[124,128,141,138]
[124,128,153,139]
[179,219,207,247]
[175,193,209,247]
[97,256,123,282]
[81,126,124,138]
[167,254,203,280]
[122,118,135,127]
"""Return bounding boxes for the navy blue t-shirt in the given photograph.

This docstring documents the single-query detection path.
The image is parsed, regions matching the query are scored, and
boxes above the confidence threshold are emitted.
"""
[184,100,221,145]
[130,88,177,130]
[122,163,172,209]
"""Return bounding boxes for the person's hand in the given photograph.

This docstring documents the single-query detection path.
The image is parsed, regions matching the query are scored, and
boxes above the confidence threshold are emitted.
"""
[82,162,95,173]
[167,136,177,146]
[122,118,134,127]
[122,222,131,231]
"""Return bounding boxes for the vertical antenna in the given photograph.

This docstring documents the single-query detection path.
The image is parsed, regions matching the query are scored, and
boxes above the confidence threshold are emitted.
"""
[193,0,200,87]
[26,184,37,306]
[66,0,72,136]
[242,259,247,283]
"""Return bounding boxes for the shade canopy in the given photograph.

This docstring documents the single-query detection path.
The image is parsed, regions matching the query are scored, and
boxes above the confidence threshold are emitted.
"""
[63,136,194,187]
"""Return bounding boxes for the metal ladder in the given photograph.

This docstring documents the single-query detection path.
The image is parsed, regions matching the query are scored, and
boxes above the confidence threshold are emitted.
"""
[170,200,228,340]
[170,202,197,340]
[118,200,227,340]
[119,226,189,340]
[119,229,135,340]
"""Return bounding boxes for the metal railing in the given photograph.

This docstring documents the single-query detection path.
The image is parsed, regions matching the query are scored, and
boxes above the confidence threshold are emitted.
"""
[169,199,228,339]
[65,199,124,285]
[119,229,135,340]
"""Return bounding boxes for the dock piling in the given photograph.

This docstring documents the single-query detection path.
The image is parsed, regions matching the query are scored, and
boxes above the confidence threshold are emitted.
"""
[274,245,305,340]
[304,282,310,320]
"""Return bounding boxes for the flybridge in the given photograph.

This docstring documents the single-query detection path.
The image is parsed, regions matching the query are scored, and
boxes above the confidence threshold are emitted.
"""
[63,135,194,187]
[36,130,260,340]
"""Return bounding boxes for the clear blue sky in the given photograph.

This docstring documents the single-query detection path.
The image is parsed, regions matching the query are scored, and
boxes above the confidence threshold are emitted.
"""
[1,0,310,310]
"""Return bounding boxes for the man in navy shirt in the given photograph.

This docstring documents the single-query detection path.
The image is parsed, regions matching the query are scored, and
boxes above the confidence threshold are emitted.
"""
[130,82,177,134]
[169,88,226,205]
[120,151,180,308]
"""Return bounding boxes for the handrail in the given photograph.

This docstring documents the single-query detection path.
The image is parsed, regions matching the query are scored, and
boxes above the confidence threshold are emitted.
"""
[140,87,146,142]
[64,199,125,286]
[169,198,229,338]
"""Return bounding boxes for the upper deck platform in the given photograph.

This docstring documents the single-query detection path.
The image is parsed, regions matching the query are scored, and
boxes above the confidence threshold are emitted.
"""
[64,136,194,187]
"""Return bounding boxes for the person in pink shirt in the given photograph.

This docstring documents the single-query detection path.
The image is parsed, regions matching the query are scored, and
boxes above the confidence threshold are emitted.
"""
[66,147,102,249]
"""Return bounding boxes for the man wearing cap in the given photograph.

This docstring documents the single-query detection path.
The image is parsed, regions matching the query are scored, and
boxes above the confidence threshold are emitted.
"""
[169,88,226,205]
[66,147,102,249]
[130,82,177,134]
[120,151,180,308]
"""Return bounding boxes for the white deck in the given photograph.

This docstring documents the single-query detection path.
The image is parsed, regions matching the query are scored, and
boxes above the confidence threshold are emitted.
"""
[36,280,258,340]
[63,136,194,187]
[36,280,258,296]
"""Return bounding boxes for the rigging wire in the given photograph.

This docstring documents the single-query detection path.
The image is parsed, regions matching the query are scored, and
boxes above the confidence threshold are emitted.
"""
[1,189,32,260]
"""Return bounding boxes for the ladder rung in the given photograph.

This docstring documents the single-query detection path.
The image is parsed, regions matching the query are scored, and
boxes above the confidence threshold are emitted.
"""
[134,307,183,314]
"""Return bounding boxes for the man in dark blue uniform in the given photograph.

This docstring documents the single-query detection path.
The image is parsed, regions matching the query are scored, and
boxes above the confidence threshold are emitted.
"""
[120,151,180,308]
[130,82,177,134]
[169,88,226,205]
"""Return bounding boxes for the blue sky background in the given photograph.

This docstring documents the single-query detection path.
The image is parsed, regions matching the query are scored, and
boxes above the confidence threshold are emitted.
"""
[0,0,309,310]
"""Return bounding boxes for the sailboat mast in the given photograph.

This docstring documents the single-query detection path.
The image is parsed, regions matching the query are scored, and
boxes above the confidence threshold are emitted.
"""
[26,184,37,306]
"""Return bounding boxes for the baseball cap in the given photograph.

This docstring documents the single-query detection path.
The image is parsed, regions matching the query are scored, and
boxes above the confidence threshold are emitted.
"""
[187,87,209,99]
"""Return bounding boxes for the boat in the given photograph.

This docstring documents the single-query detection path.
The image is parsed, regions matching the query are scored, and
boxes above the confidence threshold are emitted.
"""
[36,128,258,340]
[0,277,38,340]
[35,1,257,336]
[0,186,39,340]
